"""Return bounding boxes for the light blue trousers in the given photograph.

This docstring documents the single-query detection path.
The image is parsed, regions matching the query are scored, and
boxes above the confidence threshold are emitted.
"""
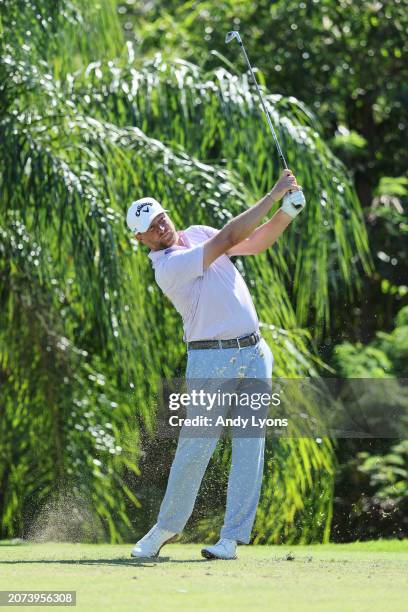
[157,338,273,544]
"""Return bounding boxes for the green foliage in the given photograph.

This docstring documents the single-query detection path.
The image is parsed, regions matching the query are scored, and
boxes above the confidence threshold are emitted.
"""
[0,0,377,544]
[0,220,141,542]
[333,305,408,378]
[332,438,408,541]
[333,343,393,378]
[68,53,371,330]
[364,180,408,330]
[0,0,123,72]
[375,177,408,198]
[122,0,408,182]
[358,440,408,502]
[254,438,335,544]
[0,0,143,542]
[377,331,408,379]
[124,0,408,335]
[331,127,367,157]
[396,306,408,327]
[331,306,408,541]
[343,440,408,540]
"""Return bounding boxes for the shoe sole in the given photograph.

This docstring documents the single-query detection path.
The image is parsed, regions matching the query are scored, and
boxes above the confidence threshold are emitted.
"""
[201,548,237,560]
[131,534,179,559]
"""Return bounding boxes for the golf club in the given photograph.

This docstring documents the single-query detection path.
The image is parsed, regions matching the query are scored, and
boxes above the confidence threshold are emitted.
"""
[225,30,305,210]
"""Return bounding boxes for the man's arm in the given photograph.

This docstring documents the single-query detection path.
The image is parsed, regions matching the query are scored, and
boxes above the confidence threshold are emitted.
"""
[203,169,298,269]
[227,209,292,256]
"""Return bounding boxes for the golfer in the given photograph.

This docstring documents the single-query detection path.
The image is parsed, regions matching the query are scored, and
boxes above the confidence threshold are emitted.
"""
[127,170,304,560]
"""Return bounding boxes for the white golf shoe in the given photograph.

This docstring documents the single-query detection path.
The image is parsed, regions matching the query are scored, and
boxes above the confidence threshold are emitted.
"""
[130,524,178,558]
[201,538,237,560]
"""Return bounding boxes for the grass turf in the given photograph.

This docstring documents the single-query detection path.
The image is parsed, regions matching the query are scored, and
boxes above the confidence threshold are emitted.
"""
[0,540,407,611]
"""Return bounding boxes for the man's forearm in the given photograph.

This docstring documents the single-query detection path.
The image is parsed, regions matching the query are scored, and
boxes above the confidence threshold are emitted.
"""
[210,170,299,257]
[221,190,278,248]
[247,209,292,252]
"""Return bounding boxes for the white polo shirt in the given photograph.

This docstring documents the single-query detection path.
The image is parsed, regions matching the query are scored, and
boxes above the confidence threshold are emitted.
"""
[148,225,259,342]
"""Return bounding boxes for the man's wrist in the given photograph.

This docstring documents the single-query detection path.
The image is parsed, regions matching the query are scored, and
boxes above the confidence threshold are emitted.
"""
[277,208,294,222]
[268,188,278,203]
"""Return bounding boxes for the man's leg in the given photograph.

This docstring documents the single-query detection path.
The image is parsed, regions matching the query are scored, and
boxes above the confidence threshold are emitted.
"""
[157,435,219,533]
[219,435,266,543]
[157,364,237,534]
[220,339,273,543]
[131,392,224,558]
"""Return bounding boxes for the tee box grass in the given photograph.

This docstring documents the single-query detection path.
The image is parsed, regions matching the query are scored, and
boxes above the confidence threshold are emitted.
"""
[1,540,407,611]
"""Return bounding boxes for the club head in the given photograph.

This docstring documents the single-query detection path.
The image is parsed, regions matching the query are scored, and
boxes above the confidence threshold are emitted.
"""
[225,31,242,45]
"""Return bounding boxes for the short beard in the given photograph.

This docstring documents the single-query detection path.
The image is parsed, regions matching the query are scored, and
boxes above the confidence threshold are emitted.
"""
[158,230,176,250]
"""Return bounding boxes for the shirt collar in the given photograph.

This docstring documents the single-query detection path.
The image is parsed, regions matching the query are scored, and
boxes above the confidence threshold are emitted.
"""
[148,230,189,266]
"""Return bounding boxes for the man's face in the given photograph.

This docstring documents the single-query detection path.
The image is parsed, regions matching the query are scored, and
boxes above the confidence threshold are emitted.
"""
[135,212,177,251]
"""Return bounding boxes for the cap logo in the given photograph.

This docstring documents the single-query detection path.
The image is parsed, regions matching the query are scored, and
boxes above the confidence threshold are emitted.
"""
[135,203,151,217]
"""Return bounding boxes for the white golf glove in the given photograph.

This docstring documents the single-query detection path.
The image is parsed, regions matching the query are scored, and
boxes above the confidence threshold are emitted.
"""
[281,188,306,218]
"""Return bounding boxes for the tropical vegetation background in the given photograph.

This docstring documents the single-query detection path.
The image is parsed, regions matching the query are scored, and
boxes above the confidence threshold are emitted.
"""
[0,0,407,544]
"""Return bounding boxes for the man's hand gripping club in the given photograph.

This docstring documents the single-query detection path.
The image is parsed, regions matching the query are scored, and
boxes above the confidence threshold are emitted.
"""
[203,170,305,267]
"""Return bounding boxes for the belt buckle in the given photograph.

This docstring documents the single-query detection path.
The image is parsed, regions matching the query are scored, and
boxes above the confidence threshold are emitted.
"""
[237,336,242,350]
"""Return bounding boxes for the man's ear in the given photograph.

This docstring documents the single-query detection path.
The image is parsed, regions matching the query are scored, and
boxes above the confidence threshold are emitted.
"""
[135,232,144,244]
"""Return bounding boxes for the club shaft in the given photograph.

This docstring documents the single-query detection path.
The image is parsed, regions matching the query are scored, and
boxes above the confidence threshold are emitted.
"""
[237,41,288,170]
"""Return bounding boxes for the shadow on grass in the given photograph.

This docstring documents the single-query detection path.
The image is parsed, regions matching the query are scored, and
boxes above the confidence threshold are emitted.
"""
[0,557,210,567]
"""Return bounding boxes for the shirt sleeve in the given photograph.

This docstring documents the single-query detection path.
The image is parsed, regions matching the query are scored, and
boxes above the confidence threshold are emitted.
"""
[197,225,219,238]
[156,244,204,291]
[196,225,233,259]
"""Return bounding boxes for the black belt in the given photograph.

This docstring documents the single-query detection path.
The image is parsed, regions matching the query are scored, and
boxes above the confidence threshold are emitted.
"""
[187,332,261,351]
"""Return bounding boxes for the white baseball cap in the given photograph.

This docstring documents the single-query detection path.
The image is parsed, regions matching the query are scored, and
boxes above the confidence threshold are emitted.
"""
[126,197,168,233]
